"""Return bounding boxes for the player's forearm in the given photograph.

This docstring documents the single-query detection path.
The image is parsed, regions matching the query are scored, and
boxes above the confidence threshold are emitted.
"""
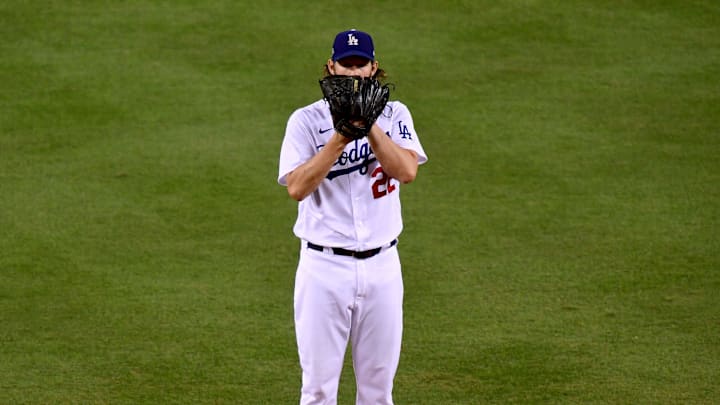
[286,134,350,201]
[286,158,335,201]
[368,125,418,183]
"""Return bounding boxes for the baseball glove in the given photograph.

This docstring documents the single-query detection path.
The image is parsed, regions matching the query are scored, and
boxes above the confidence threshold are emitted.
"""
[319,75,390,139]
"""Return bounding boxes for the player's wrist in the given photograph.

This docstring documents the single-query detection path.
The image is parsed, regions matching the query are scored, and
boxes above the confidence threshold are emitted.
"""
[331,132,354,145]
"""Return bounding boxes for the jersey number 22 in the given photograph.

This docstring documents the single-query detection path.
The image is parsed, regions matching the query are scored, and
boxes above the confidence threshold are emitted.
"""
[371,167,396,199]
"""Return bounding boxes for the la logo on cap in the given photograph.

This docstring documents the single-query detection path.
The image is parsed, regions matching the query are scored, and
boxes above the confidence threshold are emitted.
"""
[347,33,359,46]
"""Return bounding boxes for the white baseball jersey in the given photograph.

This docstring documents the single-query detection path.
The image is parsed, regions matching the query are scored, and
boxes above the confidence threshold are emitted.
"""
[278,99,428,250]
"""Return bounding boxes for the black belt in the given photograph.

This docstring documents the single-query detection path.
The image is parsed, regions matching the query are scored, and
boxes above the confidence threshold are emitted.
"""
[307,239,397,259]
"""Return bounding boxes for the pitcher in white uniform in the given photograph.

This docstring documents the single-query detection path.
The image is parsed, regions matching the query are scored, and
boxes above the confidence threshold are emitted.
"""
[278,29,428,405]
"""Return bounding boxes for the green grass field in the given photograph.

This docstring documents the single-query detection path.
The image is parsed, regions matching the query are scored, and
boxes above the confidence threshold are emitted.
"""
[1,1,719,403]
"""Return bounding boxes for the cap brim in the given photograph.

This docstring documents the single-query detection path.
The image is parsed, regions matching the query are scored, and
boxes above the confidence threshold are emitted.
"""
[332,50,374,61]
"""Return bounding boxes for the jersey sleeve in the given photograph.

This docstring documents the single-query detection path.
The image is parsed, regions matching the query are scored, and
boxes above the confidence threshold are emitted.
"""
[278,109,314,186]
[387,102,428,165]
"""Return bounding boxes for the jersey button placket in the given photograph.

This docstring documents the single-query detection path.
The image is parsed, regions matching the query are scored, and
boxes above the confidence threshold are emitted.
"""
[350,173,370,247]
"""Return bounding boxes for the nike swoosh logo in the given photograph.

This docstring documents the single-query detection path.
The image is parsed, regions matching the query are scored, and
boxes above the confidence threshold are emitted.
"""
[319,128,334,134]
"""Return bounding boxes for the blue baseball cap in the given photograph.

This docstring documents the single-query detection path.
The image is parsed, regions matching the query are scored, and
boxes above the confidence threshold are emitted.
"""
[331,29,375,61]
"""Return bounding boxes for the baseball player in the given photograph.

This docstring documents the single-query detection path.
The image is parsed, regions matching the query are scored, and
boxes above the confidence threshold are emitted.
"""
[278,29,428,405]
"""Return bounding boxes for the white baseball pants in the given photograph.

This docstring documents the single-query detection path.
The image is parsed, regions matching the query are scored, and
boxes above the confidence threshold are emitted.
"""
[294,243,404,405]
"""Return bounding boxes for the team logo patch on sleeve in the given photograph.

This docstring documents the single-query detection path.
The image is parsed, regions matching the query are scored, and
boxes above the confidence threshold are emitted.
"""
[398,121,412,139]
